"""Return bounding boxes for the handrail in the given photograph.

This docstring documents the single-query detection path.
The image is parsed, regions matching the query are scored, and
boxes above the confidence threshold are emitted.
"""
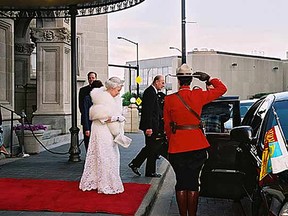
[0,104,22,157]
[0,104,16,113]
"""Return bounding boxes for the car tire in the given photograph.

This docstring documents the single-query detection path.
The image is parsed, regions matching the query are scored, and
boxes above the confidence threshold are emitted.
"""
[251,188,269,216]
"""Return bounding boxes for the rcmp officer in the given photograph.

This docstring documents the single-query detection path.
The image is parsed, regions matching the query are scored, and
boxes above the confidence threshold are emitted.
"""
[163,64,227,216]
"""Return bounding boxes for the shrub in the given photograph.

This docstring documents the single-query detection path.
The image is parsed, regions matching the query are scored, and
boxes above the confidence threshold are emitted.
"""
[121,92,137,106]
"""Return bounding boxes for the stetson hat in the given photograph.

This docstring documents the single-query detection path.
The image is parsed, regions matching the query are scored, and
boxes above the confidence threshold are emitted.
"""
[173,63,194,77]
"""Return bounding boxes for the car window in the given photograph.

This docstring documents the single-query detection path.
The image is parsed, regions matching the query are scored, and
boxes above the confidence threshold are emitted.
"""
[254,99,288,152]
[249,98,272,136]
[201,101,233,133]
[242,99,263,125]
[240,100,257,118]
[240,106,249,118]
[270,101,288,141]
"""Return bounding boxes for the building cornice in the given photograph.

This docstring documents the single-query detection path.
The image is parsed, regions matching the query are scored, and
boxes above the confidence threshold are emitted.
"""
[15,43,35,55]
[30,27,70,44]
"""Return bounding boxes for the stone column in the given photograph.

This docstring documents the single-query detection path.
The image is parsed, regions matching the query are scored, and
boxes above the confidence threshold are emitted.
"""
[30,27,71,133]
[14,42,36,121]
[0,20,14,114]
[124,104,139,133]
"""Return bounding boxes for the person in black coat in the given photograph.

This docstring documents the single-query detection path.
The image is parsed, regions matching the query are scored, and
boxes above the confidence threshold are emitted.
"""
[79,71,97,150]
[82,80,103,150]
[128,75,165,177]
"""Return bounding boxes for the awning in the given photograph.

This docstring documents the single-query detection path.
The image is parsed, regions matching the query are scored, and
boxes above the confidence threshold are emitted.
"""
[0,0,144,18]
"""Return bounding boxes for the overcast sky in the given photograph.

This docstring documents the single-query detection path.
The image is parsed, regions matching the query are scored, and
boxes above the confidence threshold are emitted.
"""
[108,0,288,77]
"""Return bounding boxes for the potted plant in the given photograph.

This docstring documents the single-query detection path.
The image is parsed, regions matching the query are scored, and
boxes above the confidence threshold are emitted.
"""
[14,124,47,154]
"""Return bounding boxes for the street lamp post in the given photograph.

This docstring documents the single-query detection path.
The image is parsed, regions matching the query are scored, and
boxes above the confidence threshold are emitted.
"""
[169,46,182,54]
[68,6,81,162]
[181,0,186,64]
[117,36,139,97]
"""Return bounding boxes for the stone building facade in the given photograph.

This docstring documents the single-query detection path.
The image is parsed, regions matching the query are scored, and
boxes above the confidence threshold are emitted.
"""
[0,15,108,145]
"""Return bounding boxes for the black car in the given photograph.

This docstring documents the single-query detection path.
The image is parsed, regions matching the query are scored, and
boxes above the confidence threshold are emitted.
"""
[200,92,288,216]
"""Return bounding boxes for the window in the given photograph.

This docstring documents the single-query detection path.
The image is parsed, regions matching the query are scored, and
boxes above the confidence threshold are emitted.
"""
[269,101,288,141]
[202,101,233,133]
[30,48,36,79]
[76,34,83,76]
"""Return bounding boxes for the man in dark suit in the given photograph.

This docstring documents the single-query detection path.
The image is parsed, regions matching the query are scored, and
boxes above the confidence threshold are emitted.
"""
[78,71,97,150]
[128,75,165,177]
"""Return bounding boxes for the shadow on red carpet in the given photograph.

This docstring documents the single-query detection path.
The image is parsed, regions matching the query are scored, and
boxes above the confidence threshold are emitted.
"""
[0,178,150,215]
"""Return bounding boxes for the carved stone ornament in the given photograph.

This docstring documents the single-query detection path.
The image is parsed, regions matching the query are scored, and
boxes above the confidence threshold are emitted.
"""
[64,47,70,54]
[30,27,71,44]
[15,43,35,55]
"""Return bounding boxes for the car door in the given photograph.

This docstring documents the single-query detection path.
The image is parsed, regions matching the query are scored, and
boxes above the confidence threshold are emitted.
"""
[200,99,245,200]
[229,96,276,197]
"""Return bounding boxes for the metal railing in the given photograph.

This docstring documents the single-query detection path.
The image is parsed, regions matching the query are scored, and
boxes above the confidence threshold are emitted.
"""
[1,103,87,158]
[0,104,20,157]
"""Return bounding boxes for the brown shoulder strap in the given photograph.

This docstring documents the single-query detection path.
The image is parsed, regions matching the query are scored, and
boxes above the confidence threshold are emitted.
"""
[175,92,201,120]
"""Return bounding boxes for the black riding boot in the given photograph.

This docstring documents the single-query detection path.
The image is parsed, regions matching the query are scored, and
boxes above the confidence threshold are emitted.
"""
[176,190,188,216]
[187,191,199,216]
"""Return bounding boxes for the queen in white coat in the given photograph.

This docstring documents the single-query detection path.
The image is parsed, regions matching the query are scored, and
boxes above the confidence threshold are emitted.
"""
[79,77,130,194]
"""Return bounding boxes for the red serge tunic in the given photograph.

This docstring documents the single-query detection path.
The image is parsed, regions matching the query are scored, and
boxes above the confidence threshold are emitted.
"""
[163,78,227,154]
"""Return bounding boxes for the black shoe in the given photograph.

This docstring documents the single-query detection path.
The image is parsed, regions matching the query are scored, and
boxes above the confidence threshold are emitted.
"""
[128,163,141,176]
[145,173,162,178]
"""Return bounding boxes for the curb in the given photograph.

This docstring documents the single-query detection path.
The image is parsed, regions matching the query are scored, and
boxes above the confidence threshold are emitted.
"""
[135,159,171,216]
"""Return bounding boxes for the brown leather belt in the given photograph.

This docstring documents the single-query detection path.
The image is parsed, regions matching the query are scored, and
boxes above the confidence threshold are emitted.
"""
[170,121,202,134]
[175,124,200,130]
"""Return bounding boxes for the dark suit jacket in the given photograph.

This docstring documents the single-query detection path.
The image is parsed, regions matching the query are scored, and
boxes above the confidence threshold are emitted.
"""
[139,85,161,133]
[79,85,91,125]
[82,95,93,132]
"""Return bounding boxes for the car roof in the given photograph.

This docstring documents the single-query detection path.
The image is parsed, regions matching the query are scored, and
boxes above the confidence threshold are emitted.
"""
[240,99,258,105]
[213,95,239,102]
[272,91,288,101]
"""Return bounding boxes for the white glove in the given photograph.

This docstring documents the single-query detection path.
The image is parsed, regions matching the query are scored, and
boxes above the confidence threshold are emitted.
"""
[111,115,126,122]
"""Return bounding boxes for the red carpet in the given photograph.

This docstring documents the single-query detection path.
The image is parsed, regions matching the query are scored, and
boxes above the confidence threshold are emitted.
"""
[0,178,150,215]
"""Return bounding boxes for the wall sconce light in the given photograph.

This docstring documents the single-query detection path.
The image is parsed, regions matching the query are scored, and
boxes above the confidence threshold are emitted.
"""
[231,63,238,67]
[272,66,279,70]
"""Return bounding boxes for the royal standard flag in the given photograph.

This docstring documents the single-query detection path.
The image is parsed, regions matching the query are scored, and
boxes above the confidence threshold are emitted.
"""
[259,130,271,181]
[269,125,288,174]
[259,125,288,181]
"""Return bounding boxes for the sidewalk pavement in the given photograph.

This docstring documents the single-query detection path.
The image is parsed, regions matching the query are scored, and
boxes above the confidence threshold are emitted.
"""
[149,167,247,216]
[0,131,170,216]
[0,131,248,216]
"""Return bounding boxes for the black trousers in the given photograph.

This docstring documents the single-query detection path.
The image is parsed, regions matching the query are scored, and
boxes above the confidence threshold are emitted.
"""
[131,133,164,175]
[83,129,90,151]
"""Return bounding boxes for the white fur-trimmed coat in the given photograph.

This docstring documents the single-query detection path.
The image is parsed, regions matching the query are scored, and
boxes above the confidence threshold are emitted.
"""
[89,87,123,136]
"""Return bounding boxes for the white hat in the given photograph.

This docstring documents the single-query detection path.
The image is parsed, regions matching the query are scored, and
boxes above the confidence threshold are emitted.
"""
[171,64,194,77]
[177,64,193,76]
